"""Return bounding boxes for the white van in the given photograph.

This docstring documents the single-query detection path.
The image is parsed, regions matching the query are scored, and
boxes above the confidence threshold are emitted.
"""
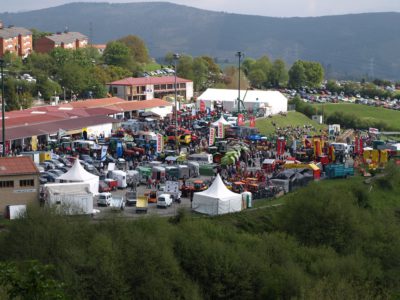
[98,192,112,206]
[157,194,173,208]
[188,153,213,164]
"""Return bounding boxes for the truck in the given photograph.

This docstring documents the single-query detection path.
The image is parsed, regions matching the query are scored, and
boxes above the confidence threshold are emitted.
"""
[109,170,127,189]
[109,195,125,211]
[325,164,354,179]
[126,190,137,206]
[135,196,148,213]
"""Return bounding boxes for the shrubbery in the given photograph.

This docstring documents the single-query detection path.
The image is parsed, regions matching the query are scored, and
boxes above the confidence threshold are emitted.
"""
[0,167,399,299]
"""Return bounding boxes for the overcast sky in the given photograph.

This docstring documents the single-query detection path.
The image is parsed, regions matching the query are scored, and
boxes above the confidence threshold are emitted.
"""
[1,0,399,17]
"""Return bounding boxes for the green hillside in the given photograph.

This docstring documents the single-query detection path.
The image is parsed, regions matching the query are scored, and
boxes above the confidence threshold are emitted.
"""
[315,103,400,130]
[1,3,400,78]
[255,111,326,136]
[0,165,399,298]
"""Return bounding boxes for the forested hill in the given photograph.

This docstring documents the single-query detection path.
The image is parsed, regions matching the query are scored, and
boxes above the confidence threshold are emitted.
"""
[1,2,400,79]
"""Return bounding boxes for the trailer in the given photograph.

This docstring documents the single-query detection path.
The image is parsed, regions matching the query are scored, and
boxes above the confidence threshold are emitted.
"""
[5,205,27,220]
[109,170,127,188]
[325,164,354,179]
[44,183,94,215]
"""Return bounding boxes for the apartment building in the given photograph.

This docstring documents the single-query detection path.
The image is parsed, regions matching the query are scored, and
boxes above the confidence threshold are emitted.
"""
[34,31,88,53]
[0,21,32,58]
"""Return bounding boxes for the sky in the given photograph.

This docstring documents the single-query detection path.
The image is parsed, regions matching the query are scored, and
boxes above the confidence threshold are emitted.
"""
[0,0,399,17]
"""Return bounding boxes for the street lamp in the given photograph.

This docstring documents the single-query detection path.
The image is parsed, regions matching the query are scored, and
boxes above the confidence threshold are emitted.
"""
[173,53,180,153]
[0,58,5,156]
[236,51,244,114]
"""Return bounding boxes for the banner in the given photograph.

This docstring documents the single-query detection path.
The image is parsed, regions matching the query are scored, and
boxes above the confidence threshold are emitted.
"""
[101,145,108,162]
[31,136,38,151]
[156,133,164,153]
[116,141,123,158]
[237,114,244,126]
[209,128,215,146]
[277,139,286,156]
[200,100,206,112]
[369,128,379,135]
[249,116,256,128]
[217,122,224,138]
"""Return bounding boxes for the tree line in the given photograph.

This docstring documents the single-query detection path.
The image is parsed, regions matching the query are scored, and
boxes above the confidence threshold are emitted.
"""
[0,164,399,299]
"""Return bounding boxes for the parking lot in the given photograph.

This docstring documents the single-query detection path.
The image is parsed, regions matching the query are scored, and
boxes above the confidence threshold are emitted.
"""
[92,182,193,219]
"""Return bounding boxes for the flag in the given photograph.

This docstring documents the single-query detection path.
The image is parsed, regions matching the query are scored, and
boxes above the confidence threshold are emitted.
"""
[101,145,108,162]
[249,116,256,127]
[156,133,164,153]
[217,122,224,138]
[200,100,206,112]
[237,114,244,126]
[209,128,215,146]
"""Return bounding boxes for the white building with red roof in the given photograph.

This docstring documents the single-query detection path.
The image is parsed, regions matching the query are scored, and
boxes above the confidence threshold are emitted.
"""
[106,76,193,101]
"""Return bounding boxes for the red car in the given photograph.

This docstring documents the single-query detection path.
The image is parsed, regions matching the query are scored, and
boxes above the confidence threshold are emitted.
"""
[99,180,112,193]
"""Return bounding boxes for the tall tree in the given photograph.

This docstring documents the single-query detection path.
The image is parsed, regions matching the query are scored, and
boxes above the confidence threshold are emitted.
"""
[103,41,134,69]
[288,60,307,89]
[118,35,149,64]
[270,59,288,87]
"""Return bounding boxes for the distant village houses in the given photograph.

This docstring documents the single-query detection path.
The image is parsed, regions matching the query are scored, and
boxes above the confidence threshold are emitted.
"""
[34,31,88,54]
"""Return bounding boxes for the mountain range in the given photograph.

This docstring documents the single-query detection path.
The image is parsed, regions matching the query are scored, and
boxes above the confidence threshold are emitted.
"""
[1,2,399,79]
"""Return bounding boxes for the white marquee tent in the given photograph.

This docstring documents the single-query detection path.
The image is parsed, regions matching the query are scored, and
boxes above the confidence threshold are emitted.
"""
[197,88,288,115]
[57,159,99,195]
[192,174,242,216]
[211,116,231,127]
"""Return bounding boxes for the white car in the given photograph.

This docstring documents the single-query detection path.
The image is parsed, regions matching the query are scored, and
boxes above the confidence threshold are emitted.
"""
[97,192,112,207]
[157,194,173,208]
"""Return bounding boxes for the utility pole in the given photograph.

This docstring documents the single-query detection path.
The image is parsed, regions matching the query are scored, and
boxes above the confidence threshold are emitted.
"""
[173,53,180,153]
[0,58,5,156]
[236,51,244,114]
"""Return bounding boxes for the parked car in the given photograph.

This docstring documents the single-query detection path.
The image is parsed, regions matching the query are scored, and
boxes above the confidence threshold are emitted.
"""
[40,161,56,170]
[99,180,112,193]
[80,154,94,165]
[41,172,58,183]
[48,169,64,177]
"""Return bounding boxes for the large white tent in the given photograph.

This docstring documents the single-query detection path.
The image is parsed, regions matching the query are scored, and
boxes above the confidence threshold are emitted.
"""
[211,116,231,127]
[57,160,99,195]
[197,88,288,115]
[192,174,242,216]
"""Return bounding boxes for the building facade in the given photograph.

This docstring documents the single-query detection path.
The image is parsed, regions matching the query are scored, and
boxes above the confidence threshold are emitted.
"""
[107,76,194,101]
[0,157,40,214]
[34,32,88,54]
[0,21,32,58]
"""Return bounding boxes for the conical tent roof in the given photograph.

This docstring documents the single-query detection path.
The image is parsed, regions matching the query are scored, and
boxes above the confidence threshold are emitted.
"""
[212,116,231,126]
[58,159,97,181]
[196,174,239,199]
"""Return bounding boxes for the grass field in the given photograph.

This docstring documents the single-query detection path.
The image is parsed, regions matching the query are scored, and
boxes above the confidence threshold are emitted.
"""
[315,103,400,131]
[143,62,161,71]
[255,111,326,136]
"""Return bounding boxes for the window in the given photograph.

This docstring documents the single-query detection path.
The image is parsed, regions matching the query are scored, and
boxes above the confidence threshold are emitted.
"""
[20,179,34,187]
[0,181,14,188]
[180,83,186,88]
[167,84,173,89]
[112,87,117,94]
[154,85,160,90]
